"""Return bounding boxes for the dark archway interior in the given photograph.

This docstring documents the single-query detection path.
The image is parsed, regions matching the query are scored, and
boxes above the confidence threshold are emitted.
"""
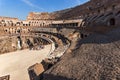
[81,34,84,38]
[109,18,115,26]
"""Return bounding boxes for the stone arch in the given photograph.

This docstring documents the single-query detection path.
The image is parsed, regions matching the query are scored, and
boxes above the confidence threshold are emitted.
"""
[8,28,11,34]
[11,28,14,33]
[29,21,31,26]
[5,29,8,33]
[17,27,21,33]
[109,18,116,26]
[1,20,5,26]
[20,21,23,26]
[43,23,45,27]
[80,32,89,39]
[112,5,116,10]
[10,21,13,26]
[1,20,5,23]
[97,9,100,14]
[14,28,17,33]
[28,29,30,33]
[80,34,84,38]
[16,22,21,26]
[17,29,21,33]
[6,21,10,26]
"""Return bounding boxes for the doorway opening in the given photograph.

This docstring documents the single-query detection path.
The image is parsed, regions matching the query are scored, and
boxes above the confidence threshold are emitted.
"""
[109,18,115,26]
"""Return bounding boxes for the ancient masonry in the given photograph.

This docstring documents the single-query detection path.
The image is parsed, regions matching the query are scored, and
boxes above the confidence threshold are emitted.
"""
[0,0,119,36]
[0,0,120,79]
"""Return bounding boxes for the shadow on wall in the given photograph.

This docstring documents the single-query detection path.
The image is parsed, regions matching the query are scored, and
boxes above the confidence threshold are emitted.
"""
[28,64,44,80]
[42,74,76,80]
[28,70,43,80]
[76,27,120,48]
[27,58,59,80]
[28,71,76,80]
[0,75,10,80]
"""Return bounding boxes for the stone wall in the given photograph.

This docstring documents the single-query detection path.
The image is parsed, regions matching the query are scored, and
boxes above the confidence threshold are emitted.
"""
[27,12,55,20]
[0,17,30,27]
[56,0,120,20]
[0,0,120,38]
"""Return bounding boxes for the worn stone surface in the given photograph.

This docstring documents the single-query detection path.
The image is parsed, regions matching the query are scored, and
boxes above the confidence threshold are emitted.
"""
[42,27,120,80]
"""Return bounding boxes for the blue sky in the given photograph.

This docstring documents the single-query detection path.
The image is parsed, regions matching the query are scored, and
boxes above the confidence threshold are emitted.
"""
[0,0,89,20]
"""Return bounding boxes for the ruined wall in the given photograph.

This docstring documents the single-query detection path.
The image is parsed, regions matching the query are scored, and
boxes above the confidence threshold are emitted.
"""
[80,0,120,32]
[0,16,30,27]
[27,12,55,20]
[1,0,120,36]
[56,0,120,20]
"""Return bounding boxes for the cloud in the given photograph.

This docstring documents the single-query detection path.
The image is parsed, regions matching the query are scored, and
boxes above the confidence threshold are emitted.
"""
[21,0,44,10]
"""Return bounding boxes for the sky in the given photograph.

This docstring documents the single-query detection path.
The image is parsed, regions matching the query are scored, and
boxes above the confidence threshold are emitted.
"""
[0,0,89,20]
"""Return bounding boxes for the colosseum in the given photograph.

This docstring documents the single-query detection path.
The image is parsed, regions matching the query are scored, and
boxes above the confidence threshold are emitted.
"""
[0,0,120,80]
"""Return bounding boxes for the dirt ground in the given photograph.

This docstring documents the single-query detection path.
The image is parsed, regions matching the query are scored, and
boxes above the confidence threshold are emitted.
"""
[0,45,51,80]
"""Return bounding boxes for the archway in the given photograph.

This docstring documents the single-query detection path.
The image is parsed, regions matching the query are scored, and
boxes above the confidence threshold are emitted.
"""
[17,29,21,33]
[81,34,84,38]
[16,22,21,26]
[109,18,115,26]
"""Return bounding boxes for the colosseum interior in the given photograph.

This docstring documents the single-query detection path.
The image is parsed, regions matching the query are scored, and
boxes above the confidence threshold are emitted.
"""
[0,0,120,80]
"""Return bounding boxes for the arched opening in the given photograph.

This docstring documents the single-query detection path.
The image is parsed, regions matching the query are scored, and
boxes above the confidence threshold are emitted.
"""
[23,24,25,26]
[85,35,87,37]
[98,10,100,14]
[16,22,20,26]
[17,29,21,33]
[81,34,84,38]
[11,23,14,26]
[104,7,107,12]
[109,18,115,26]
[5,30,8,32]
[112,5,116,10]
